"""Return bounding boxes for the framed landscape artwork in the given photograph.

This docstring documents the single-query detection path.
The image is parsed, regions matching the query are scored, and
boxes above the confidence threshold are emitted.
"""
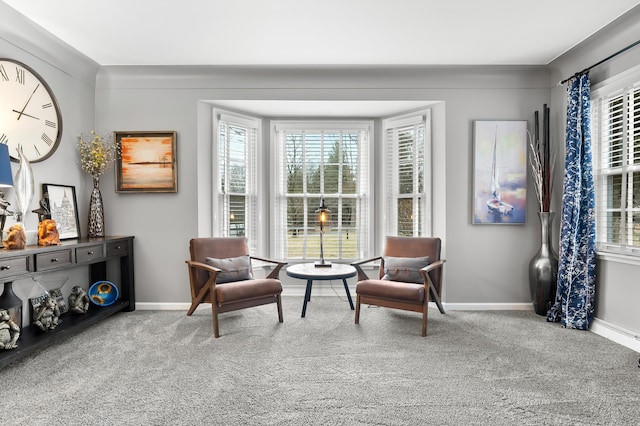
[42,183,80,240]
[115,131,177,193]
[472,120,527,225]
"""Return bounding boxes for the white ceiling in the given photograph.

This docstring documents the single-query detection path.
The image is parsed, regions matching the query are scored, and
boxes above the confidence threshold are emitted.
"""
[4,0,639,117]
[3,0,640,66]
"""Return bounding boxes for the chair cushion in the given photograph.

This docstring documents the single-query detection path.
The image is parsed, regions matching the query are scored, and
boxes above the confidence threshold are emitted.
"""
[216,278,283,304]
[205,255,253,283]
[382,256,430,283]
[356,279,424,302]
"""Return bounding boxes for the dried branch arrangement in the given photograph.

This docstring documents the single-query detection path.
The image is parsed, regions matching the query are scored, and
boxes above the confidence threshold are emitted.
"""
[528,105,556,212]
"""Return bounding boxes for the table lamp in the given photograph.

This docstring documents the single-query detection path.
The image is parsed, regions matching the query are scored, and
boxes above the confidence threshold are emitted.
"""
[314,198,331,267]
[0,143,14,248]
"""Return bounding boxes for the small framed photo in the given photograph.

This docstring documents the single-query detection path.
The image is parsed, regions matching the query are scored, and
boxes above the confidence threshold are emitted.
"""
[472,120,527,225]
[115,131,177,193]
[42,183,81,240]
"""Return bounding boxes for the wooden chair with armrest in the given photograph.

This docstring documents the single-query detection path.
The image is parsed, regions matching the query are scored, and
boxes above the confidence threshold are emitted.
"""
[185,237,287,337]
[352,236,445,336]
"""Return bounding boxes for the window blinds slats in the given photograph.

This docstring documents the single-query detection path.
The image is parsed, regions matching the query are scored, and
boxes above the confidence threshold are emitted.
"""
[382,112,430,238]
[594,78,640,254]
[215,110,260,254]
[273,122,370,260]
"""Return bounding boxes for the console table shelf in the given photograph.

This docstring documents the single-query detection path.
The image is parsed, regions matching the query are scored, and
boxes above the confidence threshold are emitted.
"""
[0,236,135,369]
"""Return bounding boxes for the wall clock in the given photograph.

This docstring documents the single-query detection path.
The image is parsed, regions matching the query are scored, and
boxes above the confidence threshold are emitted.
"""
[0,58,63,162]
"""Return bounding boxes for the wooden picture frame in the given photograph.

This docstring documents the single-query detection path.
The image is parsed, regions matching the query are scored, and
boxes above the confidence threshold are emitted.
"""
[42,183,81,240]
[115,131,177,193]
[472,120,527,225]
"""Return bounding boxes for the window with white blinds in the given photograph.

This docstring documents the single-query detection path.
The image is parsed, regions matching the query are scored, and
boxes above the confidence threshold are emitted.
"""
[382,111,431,237]
[592,75,640,256]
[213,110,259,253]
[272,121,372,261]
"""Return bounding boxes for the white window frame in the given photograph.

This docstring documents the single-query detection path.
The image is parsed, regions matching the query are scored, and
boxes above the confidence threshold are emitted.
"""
[592,64,640,257]
[382,110,432,240]
[212,108,262,254]
[270,120,374,261]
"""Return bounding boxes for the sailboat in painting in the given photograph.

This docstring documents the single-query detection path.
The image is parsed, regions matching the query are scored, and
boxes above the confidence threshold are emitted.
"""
[486,130,513,215]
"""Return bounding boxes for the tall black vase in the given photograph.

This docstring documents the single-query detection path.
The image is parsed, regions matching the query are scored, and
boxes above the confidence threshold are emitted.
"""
[529,212,559,316]
[0,281,22,329]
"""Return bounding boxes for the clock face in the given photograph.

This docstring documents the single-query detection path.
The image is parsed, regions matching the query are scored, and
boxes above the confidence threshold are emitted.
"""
[0,58,63,163]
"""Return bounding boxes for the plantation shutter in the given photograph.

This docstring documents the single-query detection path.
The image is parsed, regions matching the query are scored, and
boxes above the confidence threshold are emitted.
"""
[593,80,640,254]
[272,121,371,261]
[382,111,431,238]
[215,111,259,254]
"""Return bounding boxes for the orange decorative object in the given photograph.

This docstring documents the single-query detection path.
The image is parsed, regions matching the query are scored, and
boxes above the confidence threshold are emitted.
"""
[38,219,61,246]
[3,224,26,250]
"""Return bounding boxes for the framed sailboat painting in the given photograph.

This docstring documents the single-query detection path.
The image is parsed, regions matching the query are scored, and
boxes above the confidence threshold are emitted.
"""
[472,120,527,225]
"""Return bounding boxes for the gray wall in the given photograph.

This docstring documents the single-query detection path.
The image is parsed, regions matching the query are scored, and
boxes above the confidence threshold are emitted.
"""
[94,66,550,305]
[1,5,98,225]
[1,5,100,316]
[2,2,639,339]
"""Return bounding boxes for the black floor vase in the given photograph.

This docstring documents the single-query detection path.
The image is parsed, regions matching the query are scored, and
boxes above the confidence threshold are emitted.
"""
[529,212,559,316]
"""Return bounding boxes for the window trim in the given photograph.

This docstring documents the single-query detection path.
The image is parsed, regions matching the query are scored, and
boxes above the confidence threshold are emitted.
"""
[381,110,432,241]
[212,108,263,254]
[270,119,374,261]
[591,63,640,258]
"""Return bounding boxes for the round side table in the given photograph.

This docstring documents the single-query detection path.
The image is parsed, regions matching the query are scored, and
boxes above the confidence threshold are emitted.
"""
[286,263,356,317]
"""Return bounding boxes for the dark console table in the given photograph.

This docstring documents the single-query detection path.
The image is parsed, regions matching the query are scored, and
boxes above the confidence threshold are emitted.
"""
[0,236,135,368]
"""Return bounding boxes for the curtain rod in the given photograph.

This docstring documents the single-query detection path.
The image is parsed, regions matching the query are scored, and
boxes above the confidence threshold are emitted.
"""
[559,39,640,85]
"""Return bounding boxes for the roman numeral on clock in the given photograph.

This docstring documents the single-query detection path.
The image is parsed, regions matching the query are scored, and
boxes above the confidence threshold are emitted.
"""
[42,102,53,109]
[0,134,7,144]
[16,67,24,85]
[45,120,56,128]
[34,145,41,157]
[41,133,53,146]
[0,65,8,82]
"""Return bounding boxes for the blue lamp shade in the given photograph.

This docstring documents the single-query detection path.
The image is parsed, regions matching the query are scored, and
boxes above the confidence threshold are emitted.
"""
[0,144,13,188]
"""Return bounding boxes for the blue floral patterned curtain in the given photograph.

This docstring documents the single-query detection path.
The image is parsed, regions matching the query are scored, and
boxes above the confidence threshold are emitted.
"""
[547,72,596,330]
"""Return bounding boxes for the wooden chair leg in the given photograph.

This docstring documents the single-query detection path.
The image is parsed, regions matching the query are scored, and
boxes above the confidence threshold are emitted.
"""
[186,301,199,316]
[421,301,428,337]
[355,294,361,324]
[212,304,220,338]
[277,294,284,323]
[428,282,445,314]
[187,281,213,316]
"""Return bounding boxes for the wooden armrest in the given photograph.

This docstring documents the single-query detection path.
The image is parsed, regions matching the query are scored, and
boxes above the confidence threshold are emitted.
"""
[250,256,286,265]
[420,259,445,274]
[351,256,382,281]
[250,256,287,279]
[185,260,221,298]
[420,260,445,295]
[186,260,222,274]
[351,256,382,266]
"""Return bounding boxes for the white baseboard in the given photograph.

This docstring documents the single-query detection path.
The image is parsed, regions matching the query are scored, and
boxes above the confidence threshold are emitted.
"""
[591,317,640,353]
[442,303,533,311]
[136,302,192,310]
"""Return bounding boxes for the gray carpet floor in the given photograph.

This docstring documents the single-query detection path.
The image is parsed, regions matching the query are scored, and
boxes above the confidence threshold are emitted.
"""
[0,296,639,425]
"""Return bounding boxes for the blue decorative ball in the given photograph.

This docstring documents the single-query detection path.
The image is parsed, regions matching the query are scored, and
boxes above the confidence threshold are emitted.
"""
[88,281,119,306]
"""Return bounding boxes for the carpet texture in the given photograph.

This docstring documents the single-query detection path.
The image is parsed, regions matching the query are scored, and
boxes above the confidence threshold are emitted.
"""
[0,296,638,425]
